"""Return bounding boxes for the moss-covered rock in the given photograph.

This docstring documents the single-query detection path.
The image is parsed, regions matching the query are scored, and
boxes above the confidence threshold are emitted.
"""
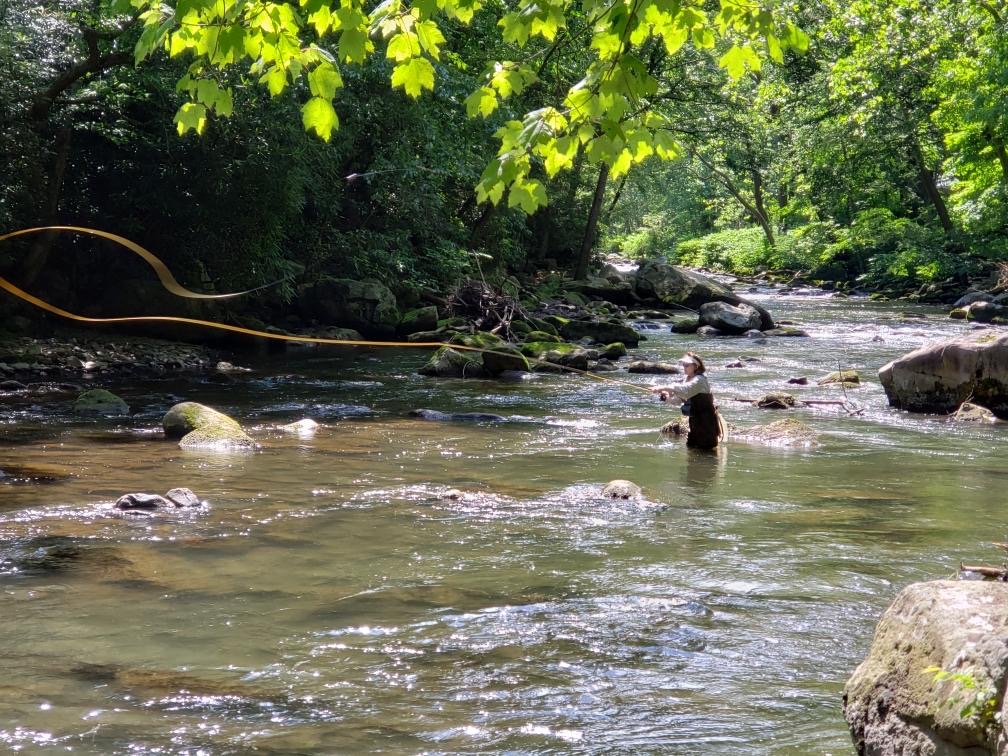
[556,318,641,347]
[162,401,254,450]
[844,580,1008,754]
[74,388,129,416]
[599,342,627,359]
[398,305,439,336]
[524,330,562,343]
[520,341,590,371]
[755,392,796,409]
[480,345,530,375]
[417,347,486,378]
[818,369,861,386]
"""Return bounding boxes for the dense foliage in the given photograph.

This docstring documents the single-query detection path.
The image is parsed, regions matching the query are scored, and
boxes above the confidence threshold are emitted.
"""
[1,0,1007,316]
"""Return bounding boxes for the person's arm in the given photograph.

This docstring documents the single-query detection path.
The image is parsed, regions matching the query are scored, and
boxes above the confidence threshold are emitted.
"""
[669,375,709,400]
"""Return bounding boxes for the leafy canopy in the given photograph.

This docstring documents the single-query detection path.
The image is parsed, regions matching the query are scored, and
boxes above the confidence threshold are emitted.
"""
[116,0,807,213]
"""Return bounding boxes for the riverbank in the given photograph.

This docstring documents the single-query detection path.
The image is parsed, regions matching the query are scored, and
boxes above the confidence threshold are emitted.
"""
[0,331,220,384]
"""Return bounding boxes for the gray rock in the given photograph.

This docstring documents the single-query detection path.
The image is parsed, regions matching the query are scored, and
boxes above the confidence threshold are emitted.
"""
[953,290,994,308]
[699,301,763,334]
[818,370,860,386]
[164,487,203,507]
[696,325,723,337]
[952,402,997,423]
[626,360,680,374]
[634,260,774,328]
[1,380,26,391]
[115,493,170,510]
[879,331,1008,417]
[732,418,818,447]
[967,301,1007,323]
[555,318,641,348]
[761,327,810,337]
[843,580,1008,755]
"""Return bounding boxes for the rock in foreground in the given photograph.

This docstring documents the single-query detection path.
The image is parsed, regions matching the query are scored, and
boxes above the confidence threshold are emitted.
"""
[843,580,1008,755]
[879,332,1008,417]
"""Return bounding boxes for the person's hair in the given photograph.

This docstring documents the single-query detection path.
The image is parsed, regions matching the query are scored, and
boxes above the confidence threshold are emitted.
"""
[685,352,706,374]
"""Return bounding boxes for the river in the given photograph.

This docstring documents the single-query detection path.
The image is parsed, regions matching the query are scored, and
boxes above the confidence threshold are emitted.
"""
[1,289,1004,754]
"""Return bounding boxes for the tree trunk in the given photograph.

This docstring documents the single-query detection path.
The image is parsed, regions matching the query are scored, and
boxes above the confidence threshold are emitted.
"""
[23,126,73,286]
[575,163,609,280]
[992,137,1008,185]
[750,169,776,247]
[908,138,953,233]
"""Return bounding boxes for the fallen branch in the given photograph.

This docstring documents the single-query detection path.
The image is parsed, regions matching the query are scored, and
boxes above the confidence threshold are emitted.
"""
[960,564,1008,579]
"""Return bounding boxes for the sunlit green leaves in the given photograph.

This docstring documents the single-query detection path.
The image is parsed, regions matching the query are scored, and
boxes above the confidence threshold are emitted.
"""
[302,96,338,140]
[175,101,207,135]
[391,56,435,97]
[131,0,807,214]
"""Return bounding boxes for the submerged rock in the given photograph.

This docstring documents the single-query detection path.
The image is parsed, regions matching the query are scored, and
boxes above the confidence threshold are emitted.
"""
[843,580,1008,755]
[733,418,818,447]
[952,402,998,423]
[409,409,506,422]
[162,401,254,450]
[279,418,320,433]
[116,488,205,510]
[755,393,796,409]
[601,480,642,499]
[818,370,860,386]
[74,388,129,416]
[879,331,1008,417]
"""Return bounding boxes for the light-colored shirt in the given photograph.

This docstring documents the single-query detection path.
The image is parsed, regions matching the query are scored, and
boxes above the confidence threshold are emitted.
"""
[670,374,711,401]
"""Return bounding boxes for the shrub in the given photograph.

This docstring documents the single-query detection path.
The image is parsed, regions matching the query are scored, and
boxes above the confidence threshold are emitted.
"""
[673,227,769,274]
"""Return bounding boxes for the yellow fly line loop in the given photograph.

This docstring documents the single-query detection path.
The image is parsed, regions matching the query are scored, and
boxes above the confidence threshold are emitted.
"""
[0,226,653,395]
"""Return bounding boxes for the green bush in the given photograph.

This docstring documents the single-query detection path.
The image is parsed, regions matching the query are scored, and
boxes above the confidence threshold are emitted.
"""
[673,227,769,274]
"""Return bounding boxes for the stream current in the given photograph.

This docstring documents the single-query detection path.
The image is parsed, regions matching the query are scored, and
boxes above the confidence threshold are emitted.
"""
[1,289,1006,754]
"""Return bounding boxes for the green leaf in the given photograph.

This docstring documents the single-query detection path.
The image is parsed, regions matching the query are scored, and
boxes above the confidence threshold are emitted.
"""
[416,20,446,60]
[339,27,369,63]
[215,87,233,117]
[464,86,498,118]
[302,96,339,141]
[507,178,547,213]
[720,45,747,80]
[195,78,220,106]
[261,66,287,96]
[767,35,784,64]
[499,12,530,46]
[308,62,344,99]
[174,101,208,136]
[391,57,436,97]
[387,31,420,62]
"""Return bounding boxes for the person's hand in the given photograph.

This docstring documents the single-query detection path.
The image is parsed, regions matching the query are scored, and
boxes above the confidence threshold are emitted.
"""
[650,387,670,402]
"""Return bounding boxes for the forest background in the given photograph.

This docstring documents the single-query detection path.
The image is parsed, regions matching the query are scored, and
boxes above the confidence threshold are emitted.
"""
[2,0,1007,329]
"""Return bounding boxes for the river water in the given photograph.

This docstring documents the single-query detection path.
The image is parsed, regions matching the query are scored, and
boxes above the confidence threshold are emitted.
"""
[1,289,1005,754]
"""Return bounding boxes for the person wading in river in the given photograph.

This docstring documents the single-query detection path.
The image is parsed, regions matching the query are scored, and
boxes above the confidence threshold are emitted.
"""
[650,352,723,450]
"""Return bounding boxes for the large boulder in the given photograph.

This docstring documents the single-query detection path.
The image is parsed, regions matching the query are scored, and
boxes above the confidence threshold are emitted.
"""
[298,277,400,337]
[449,332,530,375]
[550,317,641,347]
[879,332,1008,417]
[843,580,1008,755]
[699,301,763,335]
[162,402,254,450]
[564,271,637,305]
[633,259,774,329]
